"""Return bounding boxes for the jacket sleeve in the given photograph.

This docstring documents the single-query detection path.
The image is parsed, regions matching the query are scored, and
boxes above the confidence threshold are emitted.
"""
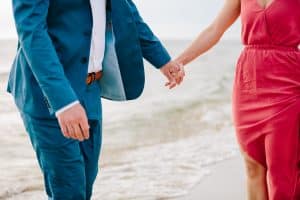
[12,0,78,114]
[127,0,172,69]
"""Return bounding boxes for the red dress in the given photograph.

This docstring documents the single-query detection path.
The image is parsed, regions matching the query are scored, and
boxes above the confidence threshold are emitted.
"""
[232,0,300,199]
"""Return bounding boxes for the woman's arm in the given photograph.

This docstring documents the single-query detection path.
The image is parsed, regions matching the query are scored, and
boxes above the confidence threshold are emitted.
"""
[175,0,241,66]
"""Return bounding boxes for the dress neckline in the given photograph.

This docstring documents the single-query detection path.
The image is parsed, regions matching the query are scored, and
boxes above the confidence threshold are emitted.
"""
[255,0,276,10]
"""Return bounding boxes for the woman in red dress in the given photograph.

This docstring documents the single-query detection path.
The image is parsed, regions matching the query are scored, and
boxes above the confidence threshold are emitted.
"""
[172,0,300,199]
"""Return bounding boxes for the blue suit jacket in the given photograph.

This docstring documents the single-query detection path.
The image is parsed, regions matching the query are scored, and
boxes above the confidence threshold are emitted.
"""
[7,0,171,119]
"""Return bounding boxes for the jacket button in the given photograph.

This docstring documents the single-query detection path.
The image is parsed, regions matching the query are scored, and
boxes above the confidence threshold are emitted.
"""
[43,96,51,109]
[81,57,88,64]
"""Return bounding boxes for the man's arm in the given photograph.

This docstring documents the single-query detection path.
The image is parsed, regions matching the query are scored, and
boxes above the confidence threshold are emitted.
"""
[127,0,171,69]
[127,0,185,88]
[13,0,78,114]
[13,0,90,141]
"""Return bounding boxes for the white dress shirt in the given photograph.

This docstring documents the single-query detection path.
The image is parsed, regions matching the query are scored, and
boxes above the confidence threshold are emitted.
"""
[55,0,107,117]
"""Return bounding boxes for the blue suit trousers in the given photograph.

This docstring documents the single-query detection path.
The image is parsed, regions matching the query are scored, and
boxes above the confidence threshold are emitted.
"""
[20,109,102,199]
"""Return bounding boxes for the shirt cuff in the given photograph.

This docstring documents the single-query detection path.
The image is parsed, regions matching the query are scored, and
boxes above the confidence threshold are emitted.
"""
[55,100,80,117]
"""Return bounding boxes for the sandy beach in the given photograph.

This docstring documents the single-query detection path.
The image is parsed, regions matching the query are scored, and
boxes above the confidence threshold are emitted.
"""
[0,39,245,200]
[180,156,246,200]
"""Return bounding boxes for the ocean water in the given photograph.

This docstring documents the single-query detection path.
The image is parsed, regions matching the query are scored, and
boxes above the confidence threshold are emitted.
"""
[0,39,242,199]
[0,0,240,40]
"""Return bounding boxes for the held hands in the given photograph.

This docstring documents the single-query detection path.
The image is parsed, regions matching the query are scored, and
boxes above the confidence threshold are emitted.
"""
[56,61,185,141]
[160,60,185,89]
[57,103,90,141]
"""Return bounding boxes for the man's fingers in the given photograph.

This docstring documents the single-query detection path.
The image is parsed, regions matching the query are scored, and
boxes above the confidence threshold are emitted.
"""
[79,119,90,140]
[60,123,70,138]
[67,123,77,140]
[73,123,84,141]
[56,103,90,141]
[62,120,89,141]
[66,124,74,138]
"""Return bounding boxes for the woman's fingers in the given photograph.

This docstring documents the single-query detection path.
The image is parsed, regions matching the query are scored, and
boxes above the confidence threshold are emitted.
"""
[177,69,185,84]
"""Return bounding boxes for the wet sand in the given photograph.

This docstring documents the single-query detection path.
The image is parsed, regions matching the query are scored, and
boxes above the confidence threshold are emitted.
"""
[179,156,246,200]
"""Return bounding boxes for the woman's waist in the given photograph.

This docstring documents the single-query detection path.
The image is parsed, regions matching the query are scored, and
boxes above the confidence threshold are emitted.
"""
[244,44,300,52]
[237,44,300,68]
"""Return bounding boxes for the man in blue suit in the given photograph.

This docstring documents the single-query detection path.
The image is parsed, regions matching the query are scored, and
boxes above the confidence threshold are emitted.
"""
[7,0,184,199]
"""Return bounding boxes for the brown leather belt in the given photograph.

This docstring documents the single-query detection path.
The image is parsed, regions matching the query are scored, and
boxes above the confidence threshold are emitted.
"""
[86,71,103,85]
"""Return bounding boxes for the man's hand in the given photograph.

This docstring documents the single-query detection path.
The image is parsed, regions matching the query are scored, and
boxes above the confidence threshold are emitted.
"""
[57,103,90,141]
[160,61,185,89]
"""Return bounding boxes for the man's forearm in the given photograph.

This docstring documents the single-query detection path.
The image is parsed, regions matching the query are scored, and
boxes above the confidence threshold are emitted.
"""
[127,0,171,69]
[13,0,79,114]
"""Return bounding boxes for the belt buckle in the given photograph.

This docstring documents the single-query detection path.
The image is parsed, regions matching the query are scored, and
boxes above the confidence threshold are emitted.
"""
[86,72,96,85]
[86,75,92,85]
